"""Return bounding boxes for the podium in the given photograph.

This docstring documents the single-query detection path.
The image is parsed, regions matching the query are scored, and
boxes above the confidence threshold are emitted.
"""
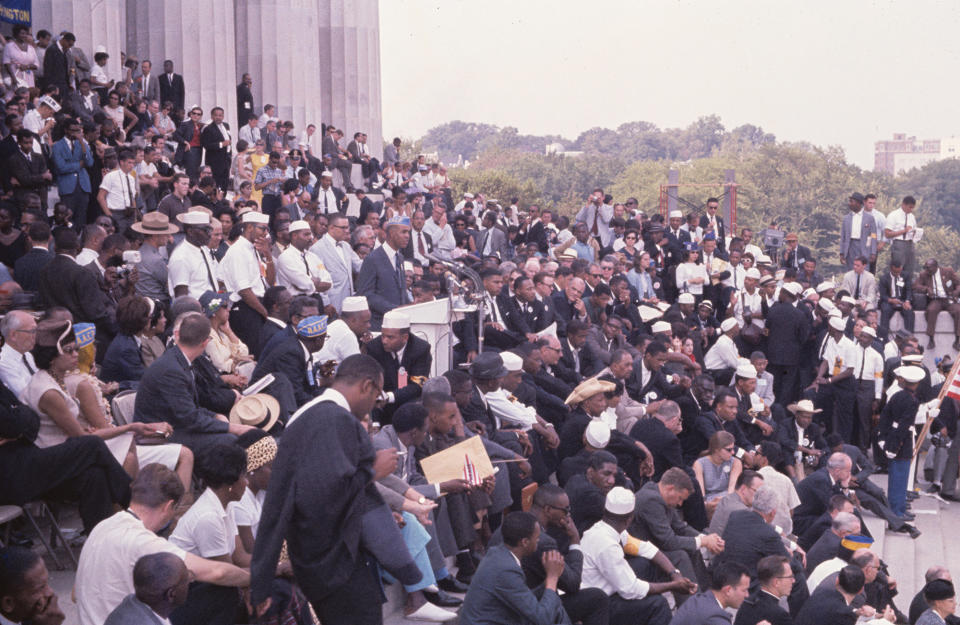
[395,298,475,377]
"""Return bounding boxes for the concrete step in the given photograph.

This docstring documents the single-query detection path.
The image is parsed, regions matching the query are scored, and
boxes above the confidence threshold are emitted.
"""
[382,556,462,624]
[344,191,384,219]
[887,310,959,369]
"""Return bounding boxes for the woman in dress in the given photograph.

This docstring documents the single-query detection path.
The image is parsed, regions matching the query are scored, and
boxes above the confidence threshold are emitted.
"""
[201,290,252,388]
[22,319,193,489]
[2,25,40,88]
[231,139,253,193]
[693,431,742,515]
[248,139,269,204]
[675,245,708,302]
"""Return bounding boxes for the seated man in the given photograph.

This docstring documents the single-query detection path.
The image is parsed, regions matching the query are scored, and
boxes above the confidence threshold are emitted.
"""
[366,310,432,423]
[669,561,752,625]
[630,468,724,587]
[805,512,860,576]
[581,487,695,625]
[135,312,254,455]
[489,484,610,625]
[793,452,854,538]
[459,511,568,625]
[567,451,618,535]
[707,470,764,537]
[104,553,190,625]
[734,555,795,625]
[250,314,329,407]
[76,464,250,625]
[796,564,867,625]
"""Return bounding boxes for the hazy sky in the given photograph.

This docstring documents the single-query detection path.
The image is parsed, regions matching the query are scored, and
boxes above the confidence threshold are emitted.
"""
[379,0,960,170]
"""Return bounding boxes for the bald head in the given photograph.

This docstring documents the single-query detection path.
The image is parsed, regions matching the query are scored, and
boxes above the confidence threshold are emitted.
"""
[133,552,187,608]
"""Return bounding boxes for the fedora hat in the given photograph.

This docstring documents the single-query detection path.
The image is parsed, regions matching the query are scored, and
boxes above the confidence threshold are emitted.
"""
[469,352,508,380]
[787,399,823,415]
[229,394,281,431]
[132,212,180,235]
[565,378,616,406]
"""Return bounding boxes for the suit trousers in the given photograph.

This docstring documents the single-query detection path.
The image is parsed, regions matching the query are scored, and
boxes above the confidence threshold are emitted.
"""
[61,189,88,231]
[940,426,960,497]
[854,483,904,530]
[810,380,855,443]
[880,302,915,333]
[261,194,282,222]
[184,147,203,181]
[890,240,916,276]
[170,581,239,625]
[230,300,266,354]
[307,551,384,625]
[770,363,801,407]
[561,588,609,625]
[853,380,876,451]
[608,593,671,625]
[924,298,960,338]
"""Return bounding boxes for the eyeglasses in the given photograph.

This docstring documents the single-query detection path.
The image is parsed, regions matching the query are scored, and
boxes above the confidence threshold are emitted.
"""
[546,504,571,515]
[61,344,78,354]
[590,273,602,278]
[723,446,735,452]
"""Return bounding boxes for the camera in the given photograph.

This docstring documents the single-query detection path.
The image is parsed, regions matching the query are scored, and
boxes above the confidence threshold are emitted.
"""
[118,250,141,280]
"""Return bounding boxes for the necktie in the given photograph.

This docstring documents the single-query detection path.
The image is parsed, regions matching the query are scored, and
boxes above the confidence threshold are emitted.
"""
[200,247,216,290]
[893,275,900,299]
[395,253,406,300]
[591,207,600,235]
[417,233,426,256]
[22,354,34,375]
[855,273,861,299]
[488,297,499,323]
[480,230,490,256]
[859,346,867,380]
[302,252,311,276]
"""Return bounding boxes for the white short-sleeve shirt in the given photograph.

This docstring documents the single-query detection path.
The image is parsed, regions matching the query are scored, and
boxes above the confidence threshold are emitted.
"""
[167,240,221,299]
[76,510,186,625]
[100,168,138,211]
[170,487,238,558]
[221,236,266,301]
[228,487,266,539]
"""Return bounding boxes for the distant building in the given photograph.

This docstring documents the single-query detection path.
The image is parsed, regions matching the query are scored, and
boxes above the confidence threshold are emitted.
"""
[545,142,583,158]
[940,136,960,160]
[874,134,941,175]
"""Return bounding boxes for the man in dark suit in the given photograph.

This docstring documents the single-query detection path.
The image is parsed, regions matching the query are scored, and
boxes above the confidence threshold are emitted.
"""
[366,310,432,423]
[501,275,549,339]
[878,260,915,333]
[38,229,116,341]
[404,209,433,264]
[551,277,588,336]
[104,553,189,625]
[200,106,232,192]
[664,210,692,252]
[250,314,329,408]
[159,60,186,112]
[525,206,550,253]
[236,74,254,127]
[320,126,354,191]
[134,313,253,455]
[173,106,204,180]
[734,555,795,625]
[459,511,567,625]
[7,129,52,209]
[779,232,813,269]
[625,341,685,406]
[804,511,855,575]
[312,171,346,215]
[765,283,809,406]
[670,562,751,625]
[67,79,103,124]
[794,565,864,625]
[630,400,683,480]
[792,452,853,537]
[699,198,727,253]
[42,32,75,98]
[14,221,53,292]
[356,216,411,330]
[557,320,596,385]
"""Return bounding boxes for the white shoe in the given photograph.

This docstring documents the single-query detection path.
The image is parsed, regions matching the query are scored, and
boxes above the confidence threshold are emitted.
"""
[405,601,458,622]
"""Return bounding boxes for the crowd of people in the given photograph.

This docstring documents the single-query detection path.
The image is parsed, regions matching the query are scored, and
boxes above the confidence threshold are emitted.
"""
[1,23,960,625]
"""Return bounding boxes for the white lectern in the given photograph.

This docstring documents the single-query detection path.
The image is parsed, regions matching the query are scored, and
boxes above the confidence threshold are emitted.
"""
[395,299,475,377]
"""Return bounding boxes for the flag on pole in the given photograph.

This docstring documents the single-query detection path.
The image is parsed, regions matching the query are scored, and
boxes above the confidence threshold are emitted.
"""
[947,366,960,401]
[463,454,482,486]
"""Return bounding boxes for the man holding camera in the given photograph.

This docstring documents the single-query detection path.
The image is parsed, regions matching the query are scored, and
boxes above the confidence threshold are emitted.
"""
[97,148,139,233]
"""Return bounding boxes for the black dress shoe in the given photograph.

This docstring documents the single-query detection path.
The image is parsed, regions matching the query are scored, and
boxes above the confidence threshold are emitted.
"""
[423,589,463,607]
[893,524,921,539]
[906,491,920,500]
[942,492,960,502]
[928,336,937,349]
[928,483,942,494]
[437,576,469,594]
[900,512,916,521]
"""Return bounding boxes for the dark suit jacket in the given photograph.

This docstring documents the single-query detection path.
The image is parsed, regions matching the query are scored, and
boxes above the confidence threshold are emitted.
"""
[671,590,735,625]
[720,509,789,577]
[133,346,228,434]
[458,544,567,625]
[356,246,408,330]
[794,587,857,625]
[780,245,813,269]
[100,334,145,386]
[765,301,810,366]
[631,417,683,480]
[500,293,548,337]
[103,594,165,625]
[159,73,186,111]
[700,214,727,251]
[792,468,841,536]
[403,229,433,260]
[251,335,318,407]
[488,523,583,594]
[14,247,53,292]
[630,480,699,553]
[236,83,254,125]
[734,590,793,625]
[525,221,550,253]
[38,254,115,335]
[557,339,596,385]
[42,43,70,95]
[805,529,840,575]
[200,122,232,171]
[256,320,287,360]
[565,473,606,535]
[7,149,49,205]
[365,334,432,415]
[878,271,913,308]
[914,268,960,298]
[551,290,582,328]
[67,91,103,123]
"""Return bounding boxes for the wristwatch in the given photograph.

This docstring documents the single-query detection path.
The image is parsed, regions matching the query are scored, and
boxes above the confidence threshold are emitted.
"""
[417,496,427,505]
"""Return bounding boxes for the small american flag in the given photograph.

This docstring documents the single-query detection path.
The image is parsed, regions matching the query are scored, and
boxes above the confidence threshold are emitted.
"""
[947,367,960,401]
[463,454,482,486]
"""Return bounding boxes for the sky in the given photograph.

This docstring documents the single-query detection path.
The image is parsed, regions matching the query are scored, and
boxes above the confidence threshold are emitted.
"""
[379,0,960,170]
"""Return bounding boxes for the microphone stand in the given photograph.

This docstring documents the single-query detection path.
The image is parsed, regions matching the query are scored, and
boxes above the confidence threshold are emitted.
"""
[429,254,485,356]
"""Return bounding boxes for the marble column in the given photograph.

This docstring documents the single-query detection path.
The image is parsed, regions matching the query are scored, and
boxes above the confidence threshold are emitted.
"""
[234,0,324,140]
[317,0,383,159]
[125,0,238,126]
[32,0,125,87]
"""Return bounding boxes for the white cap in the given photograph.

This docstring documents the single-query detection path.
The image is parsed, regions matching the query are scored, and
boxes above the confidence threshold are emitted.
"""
[736,362,758,379]
[341,296,368,313]
[585,420,611,448]
[782,282,803,296]
[861,326,877,338]
[901,353,924,363]
[38,95,61,112]
[651,321,672,333]
[816,281,835,293]
[757,254,772,264]
[177,211,210,225]
[320,170,333,178]
[828,309,842,318]
[95,45,108,54]
[678,293,695,305]
[745,268,762,280]
[605,486,635,515]
[381,310,410,329]
[500,351,523,372]
[840,295,857,306]
[668,210,683,219]
[403,261,414,272]
[895,366,925,383]
[828,316,846,331]
[802,288,816,299]
[463,192,475,199]
[242,211,270,225]
[721,318,739,333]
[289,220,310,233]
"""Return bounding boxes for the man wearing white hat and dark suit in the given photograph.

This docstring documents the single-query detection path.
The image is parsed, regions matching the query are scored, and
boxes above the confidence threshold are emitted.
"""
[221,211,275,351]
[878,366,927,521]
[581,486,696,625]
[366,310,432,423]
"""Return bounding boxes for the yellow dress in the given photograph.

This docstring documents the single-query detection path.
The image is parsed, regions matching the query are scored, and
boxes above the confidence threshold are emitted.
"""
[249,152,270,204]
